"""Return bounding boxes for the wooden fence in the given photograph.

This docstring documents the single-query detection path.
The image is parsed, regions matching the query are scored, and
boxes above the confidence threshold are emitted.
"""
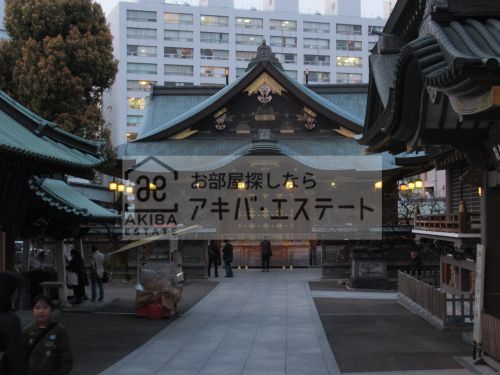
[482,312,500,361]
[398,271,446,321]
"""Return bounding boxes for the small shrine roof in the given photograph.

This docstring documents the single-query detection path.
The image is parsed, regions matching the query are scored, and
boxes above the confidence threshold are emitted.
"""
[29,177,118,221]
[0,91,103,173]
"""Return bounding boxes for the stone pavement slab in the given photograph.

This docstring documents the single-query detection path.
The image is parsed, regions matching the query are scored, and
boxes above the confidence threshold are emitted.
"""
[101,269,340,375]
[314,298,471,373]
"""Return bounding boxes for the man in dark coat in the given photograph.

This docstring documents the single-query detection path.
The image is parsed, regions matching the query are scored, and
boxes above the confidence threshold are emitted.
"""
[409,250,423,274]
[207,240,221,278]
[0,272,29,375]
[260,239,272,272]
[222,240,234,277]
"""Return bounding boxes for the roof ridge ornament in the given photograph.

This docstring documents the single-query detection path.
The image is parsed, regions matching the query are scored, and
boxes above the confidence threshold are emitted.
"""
[246,41,283,71]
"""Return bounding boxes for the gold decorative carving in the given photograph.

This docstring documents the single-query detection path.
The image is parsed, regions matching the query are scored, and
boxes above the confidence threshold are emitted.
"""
[169,128,198,139]
[244,73,286,97]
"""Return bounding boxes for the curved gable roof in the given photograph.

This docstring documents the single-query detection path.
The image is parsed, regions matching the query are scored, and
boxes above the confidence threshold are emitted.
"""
[137,61,364,142]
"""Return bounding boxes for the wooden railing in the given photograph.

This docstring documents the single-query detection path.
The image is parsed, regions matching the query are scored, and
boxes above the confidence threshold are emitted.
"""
[398,271,446,321]
[414,213,480,233]
[398,271,474,326]
[482,313,500,361]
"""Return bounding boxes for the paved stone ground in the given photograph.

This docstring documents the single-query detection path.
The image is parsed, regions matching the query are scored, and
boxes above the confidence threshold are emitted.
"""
[19,280,217,375]
[101,269,339,375]
[314,296,472,373]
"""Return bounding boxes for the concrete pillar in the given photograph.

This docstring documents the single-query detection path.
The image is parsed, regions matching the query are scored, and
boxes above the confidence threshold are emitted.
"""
[21,239,30,272]
[55,240,68,306]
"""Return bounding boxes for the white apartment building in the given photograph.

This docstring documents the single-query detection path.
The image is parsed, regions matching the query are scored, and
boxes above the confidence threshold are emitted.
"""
[0,0,7,39]
[103,0,385,146]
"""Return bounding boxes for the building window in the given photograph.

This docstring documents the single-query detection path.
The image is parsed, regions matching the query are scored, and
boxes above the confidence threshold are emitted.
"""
[368,41,377,50]
[200,32,229,44]
[236,34,263,46]
[127,45,157,57]
[303,38,330,49]
[164,30,193,42]
[164,47,193,59]
[164,82,194,87]
[368,25,383,35]
[165,64,193,76]
[336,40,362,51]
[336,56,362,67]
[236,51,256,62]
[235,17,263,29]
[127,27,156,40]
[127,10,156,22]
[164,12,193,25]
[270,19,296,31]
[285,70,297,79]
[201,66,228,78]
[236,68,246,78]
[304,54,330,66]
[127,63,157,74]
[308,71,330,83]
[303,21,330,33]
[337,73,363,83]
[201,49,229,61]
[270,36,296,48]
[200,15,228,27]
[336,23,362,35]
[127,80,156,91]
[127,115,144,127]
[127,97,145,110]
[127,132,138,142]
[274,53,296,64]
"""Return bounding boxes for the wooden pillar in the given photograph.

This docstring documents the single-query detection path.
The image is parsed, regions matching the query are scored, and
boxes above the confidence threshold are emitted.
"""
[75,238,84,259]
[21,239,30,272]
[4,225,15,271]
[55,240,68,306]
[445,169,453,214]
[0,231,5,272]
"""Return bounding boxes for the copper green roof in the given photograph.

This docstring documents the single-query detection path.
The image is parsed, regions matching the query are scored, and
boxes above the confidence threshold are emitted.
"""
[0,90,103,172]
[29,177,118,221]
[138,61,364,142]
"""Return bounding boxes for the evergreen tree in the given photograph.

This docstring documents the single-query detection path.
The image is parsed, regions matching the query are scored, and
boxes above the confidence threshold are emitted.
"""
[0,0,118,149]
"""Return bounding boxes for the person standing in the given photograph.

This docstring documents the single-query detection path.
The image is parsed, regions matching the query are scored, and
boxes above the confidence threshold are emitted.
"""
[409,250,423,274]
[260,239,272,272]
[207,240,221,278]
[66,249,87,304]
[24,295,73,375]
[0,272,28,375]
[90,246,106,302]
[222,240,234,278]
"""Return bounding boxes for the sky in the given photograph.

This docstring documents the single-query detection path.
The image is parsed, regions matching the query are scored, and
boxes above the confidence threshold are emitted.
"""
[96,0,387,18]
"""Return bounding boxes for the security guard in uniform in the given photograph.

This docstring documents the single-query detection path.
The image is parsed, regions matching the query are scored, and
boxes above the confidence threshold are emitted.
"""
[24,295,72,375]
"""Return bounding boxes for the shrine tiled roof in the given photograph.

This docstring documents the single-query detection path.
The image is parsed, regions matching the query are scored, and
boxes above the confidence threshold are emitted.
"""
[0,91,103,173]
[29,177,118,221]
[361,0,500,154]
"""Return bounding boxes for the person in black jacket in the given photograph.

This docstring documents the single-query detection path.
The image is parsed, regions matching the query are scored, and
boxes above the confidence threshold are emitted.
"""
[207,240,221,278]
[0,272,28,375]
[409,250,423,274]
[66,249,87,304]
[260,239,272,272]
[222,240,234,278]
[24,295,73,375]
